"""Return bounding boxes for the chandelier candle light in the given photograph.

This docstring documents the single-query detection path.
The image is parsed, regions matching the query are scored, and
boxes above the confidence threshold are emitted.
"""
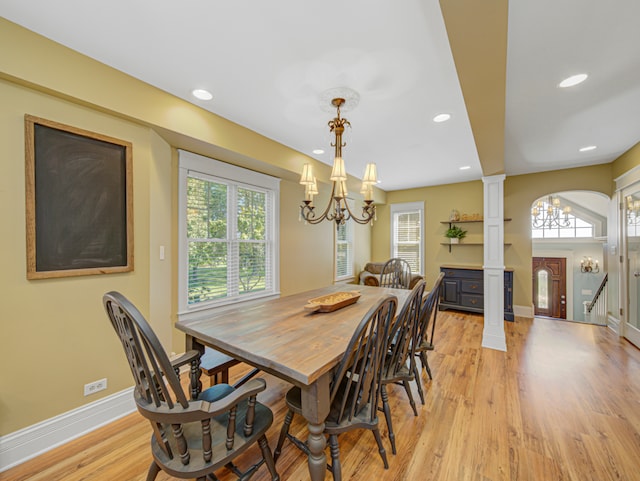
[299,96,377,228]
[531,195,571,228]
[580,256,599,273]
[626,195,640,225]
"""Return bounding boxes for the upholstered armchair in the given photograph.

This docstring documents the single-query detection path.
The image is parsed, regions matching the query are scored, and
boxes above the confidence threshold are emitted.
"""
[358,261,424,289]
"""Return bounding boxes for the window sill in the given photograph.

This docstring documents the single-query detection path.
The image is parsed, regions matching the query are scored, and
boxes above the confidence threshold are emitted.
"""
[177,291,281,323]
[334,276,356,285]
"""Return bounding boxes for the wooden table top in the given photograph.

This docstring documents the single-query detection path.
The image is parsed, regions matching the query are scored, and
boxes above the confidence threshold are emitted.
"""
[176,284,411,387]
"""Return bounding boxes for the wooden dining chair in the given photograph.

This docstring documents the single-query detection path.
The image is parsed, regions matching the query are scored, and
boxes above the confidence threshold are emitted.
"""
[413,272,445,386]
[273,295,398,481]
[103,291,279,481]
[379,258,412,289]
[379,279,426,455]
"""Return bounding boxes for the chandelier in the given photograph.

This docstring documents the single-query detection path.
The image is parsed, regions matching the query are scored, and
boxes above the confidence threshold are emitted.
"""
[531,195,571,228]
[626,195,640,225]
[299,95,377,229]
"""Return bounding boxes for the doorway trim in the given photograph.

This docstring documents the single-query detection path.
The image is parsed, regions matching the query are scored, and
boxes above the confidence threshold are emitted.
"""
[615,166,640,344]
[617,181,640,348]
[530,248,574,319]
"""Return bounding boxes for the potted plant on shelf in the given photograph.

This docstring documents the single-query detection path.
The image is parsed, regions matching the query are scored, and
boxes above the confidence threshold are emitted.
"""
[445,225,467,244]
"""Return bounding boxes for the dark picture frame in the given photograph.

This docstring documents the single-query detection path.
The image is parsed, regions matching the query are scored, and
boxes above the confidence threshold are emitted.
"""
[25,115,134,279]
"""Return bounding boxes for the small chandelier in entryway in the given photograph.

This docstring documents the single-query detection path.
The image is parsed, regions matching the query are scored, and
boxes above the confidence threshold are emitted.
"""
[531,195,571,228]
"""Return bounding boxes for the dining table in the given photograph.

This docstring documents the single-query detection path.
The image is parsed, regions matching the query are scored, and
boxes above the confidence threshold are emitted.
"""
[175,283,411,481]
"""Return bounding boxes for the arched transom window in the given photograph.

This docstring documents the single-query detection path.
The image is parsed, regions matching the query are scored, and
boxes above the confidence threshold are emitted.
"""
[531,196,594,238]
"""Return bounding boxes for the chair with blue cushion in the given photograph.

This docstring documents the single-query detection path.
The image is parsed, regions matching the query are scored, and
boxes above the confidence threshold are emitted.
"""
[103,291,279,481]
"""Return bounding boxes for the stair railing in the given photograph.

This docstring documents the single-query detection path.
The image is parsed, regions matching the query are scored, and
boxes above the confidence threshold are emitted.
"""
[586,273,608,325]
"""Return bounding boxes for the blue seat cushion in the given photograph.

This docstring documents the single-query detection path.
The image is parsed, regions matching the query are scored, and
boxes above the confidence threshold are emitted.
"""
[198,383,234,403]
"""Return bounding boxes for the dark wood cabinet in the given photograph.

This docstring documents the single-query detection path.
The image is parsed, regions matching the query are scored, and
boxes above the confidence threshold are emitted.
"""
[439,265,514,321]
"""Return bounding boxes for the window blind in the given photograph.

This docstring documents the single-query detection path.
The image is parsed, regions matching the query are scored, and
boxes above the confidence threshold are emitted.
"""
[336,221,353,279]
[178,150,279,318]
[390,202,423,275]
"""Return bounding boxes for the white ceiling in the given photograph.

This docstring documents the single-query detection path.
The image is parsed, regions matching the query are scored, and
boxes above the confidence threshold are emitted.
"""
[504,0,640,177]
[1,0,639,192]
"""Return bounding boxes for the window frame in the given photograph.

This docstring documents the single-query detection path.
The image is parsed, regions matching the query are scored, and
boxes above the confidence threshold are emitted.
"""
[178,150,280,320]
[334,200,355,281]
[390,201,424,275]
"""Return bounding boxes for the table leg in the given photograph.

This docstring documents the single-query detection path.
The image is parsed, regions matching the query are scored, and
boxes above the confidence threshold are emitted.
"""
[307,421,327,480]
[300,373,331,481]
[185,335,204,399]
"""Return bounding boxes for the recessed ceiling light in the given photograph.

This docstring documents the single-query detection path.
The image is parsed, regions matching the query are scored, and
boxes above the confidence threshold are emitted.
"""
[312,149,324,155]
[192,89,213,100]
[579,145,597,152]
[459,166,471,170]
[558,74,588,88]
[433,113,451,123]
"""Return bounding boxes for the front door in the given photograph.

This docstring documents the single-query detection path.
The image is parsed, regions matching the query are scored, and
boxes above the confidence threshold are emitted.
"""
[532,257,567,319]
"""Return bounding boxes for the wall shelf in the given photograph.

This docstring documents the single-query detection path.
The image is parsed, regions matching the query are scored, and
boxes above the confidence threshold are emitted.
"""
[441,219,511,252]
[440,218,512,225]
[440,242,484,245]
[440,242,512,252]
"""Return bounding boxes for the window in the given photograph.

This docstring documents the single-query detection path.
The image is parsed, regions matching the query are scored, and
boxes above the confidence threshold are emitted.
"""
[531,199,594,238]
[335,215,354,280]
[536,269,549,309]
[178,151,280,317]
[390,202,424,274]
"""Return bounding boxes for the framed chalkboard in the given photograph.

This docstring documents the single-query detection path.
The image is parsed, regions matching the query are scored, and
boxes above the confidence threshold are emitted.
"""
[25,115,134,279]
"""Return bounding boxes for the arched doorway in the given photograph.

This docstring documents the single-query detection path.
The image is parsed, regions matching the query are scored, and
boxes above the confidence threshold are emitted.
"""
[530,190,609,322]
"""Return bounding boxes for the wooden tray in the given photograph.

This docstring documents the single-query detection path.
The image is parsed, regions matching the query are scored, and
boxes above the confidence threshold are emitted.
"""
[304,291,361,312]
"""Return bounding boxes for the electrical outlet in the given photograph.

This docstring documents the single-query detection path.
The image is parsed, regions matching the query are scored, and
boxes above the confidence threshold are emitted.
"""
[84,378,107,396]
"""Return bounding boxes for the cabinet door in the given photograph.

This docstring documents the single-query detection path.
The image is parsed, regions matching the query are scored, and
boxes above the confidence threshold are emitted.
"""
[442,279,459,304]
[460,279,483,294]
[461,294,483,309]
[504,272,513,310]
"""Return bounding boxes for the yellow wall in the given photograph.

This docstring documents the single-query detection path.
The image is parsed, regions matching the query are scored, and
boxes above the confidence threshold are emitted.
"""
[0,80,155,432]
[612,142,640,179]
[0,19,371,435]
[372,180,485,290]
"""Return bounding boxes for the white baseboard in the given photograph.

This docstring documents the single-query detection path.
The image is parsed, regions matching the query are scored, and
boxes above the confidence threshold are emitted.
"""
[481,332,507,351]
[514,304,534,319]
[0,387,135,472]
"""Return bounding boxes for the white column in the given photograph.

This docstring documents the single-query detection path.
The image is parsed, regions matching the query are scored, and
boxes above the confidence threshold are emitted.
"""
[482,174,507,351]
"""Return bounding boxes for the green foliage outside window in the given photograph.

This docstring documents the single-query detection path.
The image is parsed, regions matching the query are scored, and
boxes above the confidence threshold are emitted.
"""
[186,178,268,304]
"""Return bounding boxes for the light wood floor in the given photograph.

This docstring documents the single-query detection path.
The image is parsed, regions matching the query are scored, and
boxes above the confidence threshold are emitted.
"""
[4,311,640,481]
